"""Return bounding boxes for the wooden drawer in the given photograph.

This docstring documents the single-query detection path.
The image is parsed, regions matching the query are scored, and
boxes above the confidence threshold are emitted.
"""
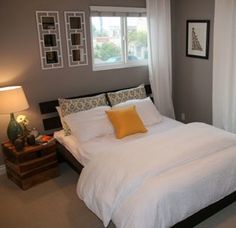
[5,152,57,173]
[17,145,56,163]
[7,166,59,190]
[3,143,56,164]
[6,161,58,179]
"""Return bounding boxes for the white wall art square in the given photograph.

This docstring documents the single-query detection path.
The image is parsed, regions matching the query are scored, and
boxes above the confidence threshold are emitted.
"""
[36,11,63,69]
[64,11,88,67]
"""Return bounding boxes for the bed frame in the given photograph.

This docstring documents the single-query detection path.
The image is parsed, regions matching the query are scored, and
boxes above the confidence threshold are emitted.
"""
[39,84,236,228]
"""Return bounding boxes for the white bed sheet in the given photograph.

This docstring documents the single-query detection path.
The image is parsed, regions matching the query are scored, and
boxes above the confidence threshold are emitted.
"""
[54,116,183,166]
[77,122,236,228]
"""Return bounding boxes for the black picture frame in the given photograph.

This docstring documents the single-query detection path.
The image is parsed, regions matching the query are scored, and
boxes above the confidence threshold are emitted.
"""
[186,20,210,59]
[44,34,57,47]
[42,17,55,30]
[72,49,81,62]
[46,51,58,64]
[69,16,82,29]
[71,33,81,46]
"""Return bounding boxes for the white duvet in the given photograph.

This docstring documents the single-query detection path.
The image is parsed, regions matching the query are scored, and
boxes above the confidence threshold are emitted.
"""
[77,123,236,228]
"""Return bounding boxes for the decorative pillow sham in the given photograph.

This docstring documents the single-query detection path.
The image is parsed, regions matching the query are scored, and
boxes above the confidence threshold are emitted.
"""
[64,106,114,142]
[58,93,107,135]
[55,106,66,130]
[113,97,162,127]
[107,84,147,106]
[106,106,147,139]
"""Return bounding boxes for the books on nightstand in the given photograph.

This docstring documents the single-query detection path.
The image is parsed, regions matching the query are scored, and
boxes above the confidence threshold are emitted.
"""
[36,135,55,145]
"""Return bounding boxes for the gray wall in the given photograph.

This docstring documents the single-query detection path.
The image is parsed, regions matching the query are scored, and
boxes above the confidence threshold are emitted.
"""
[171,0,214,124]
[0,0,216,166]
[0,0,148,165]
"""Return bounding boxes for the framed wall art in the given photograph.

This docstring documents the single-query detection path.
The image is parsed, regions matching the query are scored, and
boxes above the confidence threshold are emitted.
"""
[36,11,63,69]
[64,11,88,67]
[186,20,210,59]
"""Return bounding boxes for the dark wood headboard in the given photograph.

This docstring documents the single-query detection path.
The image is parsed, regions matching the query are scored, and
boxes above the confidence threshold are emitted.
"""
[39,84,152,132]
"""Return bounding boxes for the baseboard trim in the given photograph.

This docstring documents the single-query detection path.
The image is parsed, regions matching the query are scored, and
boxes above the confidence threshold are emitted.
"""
[0,165,6,175]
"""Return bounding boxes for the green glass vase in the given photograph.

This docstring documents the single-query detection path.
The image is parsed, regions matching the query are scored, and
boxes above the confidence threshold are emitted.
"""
[7,113,23,143]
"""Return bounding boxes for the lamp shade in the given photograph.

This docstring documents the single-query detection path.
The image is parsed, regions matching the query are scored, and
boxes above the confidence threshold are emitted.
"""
[0,86,29,114]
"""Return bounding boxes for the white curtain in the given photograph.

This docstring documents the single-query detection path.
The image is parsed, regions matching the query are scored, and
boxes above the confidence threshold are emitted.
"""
[213,0,236,133]
[146,0,175,118]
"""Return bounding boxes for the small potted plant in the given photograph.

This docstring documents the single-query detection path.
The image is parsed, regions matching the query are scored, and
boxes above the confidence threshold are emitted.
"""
[16,115,30,137]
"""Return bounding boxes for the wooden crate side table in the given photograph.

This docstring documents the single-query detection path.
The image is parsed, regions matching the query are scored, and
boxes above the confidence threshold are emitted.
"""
[2,141,59,190]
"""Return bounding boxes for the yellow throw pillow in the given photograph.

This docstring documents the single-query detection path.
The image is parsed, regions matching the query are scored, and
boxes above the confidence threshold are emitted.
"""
[106,106,147,139]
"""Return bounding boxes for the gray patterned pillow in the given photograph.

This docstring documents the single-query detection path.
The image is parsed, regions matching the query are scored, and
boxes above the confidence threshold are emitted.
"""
[58,93,107,135]
[107,84,147,106]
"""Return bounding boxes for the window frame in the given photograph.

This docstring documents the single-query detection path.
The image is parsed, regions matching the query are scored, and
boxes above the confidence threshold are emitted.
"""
[90,14,148,71]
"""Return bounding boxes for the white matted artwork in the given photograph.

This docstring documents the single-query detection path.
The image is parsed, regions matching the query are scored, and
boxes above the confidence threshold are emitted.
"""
[186,20,210,59]
[64,11,88,67]
[36,11,63,69]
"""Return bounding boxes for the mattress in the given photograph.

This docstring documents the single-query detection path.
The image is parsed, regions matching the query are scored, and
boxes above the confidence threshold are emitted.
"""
[54,116,183,166]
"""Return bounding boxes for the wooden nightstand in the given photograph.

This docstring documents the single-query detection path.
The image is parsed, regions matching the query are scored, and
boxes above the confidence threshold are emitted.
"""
[2,141,59,190]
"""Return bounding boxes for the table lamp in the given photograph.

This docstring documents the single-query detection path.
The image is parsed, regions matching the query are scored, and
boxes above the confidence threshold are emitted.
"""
[0,86,29,143]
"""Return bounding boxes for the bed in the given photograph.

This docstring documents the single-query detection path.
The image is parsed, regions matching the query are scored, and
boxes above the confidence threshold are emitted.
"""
[54,116,182,167]
[39,84,236,228]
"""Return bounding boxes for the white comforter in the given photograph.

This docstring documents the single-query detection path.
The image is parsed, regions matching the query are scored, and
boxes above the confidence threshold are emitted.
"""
[77,123,236,228]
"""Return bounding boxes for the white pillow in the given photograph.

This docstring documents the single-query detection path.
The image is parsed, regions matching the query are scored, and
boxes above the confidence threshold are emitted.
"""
[113,97,162,127]
[64,106,114,142]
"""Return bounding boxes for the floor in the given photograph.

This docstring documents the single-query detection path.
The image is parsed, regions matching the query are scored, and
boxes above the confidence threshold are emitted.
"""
[0,163,235,228]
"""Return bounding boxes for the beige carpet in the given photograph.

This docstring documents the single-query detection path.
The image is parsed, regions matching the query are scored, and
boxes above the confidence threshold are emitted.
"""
[0,163,235,228]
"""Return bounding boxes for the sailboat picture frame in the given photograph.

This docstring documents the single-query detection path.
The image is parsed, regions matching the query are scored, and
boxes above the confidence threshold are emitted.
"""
[186,20,210,59]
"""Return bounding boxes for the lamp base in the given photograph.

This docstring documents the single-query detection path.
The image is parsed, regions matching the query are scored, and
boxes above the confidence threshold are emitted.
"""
[7,113,23,143]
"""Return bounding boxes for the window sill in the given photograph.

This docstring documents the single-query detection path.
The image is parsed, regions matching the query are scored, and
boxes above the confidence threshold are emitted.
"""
[92,62,148,72]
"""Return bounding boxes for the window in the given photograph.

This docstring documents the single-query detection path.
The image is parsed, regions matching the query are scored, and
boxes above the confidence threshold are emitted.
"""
[90,7,148,71]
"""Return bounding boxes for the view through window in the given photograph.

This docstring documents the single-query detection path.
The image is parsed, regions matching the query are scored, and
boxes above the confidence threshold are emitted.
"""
[91,16,148,70]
